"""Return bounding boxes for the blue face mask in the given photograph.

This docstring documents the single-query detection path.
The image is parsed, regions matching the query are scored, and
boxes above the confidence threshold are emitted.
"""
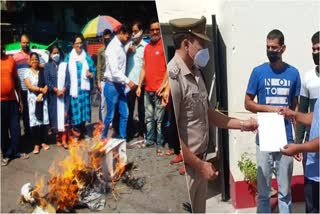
[52,53,60,62]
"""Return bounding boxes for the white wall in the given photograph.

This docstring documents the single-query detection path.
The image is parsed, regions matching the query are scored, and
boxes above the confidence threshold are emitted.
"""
[156,0,320,180]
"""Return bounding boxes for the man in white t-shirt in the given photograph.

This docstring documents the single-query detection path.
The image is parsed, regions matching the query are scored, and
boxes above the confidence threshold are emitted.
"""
[296,31,320,146]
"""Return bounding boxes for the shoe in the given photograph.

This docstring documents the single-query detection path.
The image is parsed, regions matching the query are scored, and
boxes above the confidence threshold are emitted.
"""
[15,153,29,159]
[33,146,40,154]
[1,158,10,166]
[179,165,185,175]
[170,153,183,164]
[41,143,50,150]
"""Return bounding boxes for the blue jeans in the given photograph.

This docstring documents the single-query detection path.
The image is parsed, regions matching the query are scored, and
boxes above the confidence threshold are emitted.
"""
[144,91,165,146]
[101,82,128,139]
[256,145,293,213]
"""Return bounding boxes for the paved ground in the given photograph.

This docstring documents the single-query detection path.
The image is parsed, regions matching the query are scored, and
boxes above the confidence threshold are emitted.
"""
[0,105,189,213]
[205,154,306,213]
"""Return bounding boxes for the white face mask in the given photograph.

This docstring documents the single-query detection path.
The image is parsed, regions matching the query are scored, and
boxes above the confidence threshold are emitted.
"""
[132,30,143,41]
[52,53,60,62]
[194,48,210,68]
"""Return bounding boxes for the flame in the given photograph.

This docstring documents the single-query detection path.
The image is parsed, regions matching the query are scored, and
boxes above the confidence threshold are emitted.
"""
[32,123,127,211]
[111,153,126,182]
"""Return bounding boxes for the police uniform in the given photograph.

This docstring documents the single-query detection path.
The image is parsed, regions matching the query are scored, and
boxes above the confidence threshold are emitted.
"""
[168,16,211,213]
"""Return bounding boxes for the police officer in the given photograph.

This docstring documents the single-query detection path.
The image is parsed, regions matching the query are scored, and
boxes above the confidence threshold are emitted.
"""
[167,16,258,213]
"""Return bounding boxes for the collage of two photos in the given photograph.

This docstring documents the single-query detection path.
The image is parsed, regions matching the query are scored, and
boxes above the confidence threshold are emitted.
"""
[1,0,320,213]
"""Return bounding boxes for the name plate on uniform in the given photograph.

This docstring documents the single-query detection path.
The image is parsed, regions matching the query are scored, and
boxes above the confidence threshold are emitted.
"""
[257,112,287,152]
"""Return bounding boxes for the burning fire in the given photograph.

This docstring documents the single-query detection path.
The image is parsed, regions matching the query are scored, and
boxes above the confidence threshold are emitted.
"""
[29,123,127,212]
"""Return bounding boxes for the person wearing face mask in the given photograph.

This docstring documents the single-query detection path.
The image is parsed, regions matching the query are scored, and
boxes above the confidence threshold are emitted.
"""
[245,29,301,213]
[97,29,113,122]
[45,46,70,149]
[293,31,320,213]
[168,16,258,213]
[136,18,168,155]
[125,21,147,142]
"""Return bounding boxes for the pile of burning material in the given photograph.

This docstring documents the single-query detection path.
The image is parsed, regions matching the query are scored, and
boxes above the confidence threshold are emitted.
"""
[16,136,145,213]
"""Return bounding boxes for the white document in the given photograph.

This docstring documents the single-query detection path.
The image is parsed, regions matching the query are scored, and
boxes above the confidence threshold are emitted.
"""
[257,112,287,152]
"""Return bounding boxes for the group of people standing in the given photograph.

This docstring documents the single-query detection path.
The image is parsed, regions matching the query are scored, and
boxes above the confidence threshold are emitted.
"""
[1,32,96,161]
[1,18,182,169]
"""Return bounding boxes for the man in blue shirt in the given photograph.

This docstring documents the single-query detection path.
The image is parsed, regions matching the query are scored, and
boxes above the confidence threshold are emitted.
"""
[280,100,319,213]
[126,21,147,141]
[245,29,301,213]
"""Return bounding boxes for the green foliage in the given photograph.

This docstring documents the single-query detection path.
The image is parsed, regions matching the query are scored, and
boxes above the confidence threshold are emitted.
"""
[238,152,257,184]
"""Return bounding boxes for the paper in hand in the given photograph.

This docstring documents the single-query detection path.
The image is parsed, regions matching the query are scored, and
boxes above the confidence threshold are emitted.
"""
[257,112,287,152]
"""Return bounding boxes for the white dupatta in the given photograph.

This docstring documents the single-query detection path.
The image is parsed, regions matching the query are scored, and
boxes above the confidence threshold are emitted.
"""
[57,62,67,131]
[68,49,90,98]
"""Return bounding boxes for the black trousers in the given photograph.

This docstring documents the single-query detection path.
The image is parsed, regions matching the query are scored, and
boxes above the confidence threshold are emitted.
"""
[31,125,48,146]
[21,90,30,135]
[304,177,319,213]
[163,100,180,154]
[127,87,145,139]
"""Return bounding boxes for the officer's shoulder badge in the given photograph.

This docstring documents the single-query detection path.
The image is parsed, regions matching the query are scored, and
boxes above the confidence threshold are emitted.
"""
[169,63,181,80]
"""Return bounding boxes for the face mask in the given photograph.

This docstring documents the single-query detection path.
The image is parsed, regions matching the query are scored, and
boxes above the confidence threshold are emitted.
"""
[104,38,111,47]
[52,53,60,62]
[267,50,281,63]
[312,52,319,65]
[132,31,143,42]
[194,48,210,68]
[22,45,30,52]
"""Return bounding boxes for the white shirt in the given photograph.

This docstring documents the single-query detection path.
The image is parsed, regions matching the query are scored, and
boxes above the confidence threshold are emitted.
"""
[300,68,320,99]
[104,36,130,84]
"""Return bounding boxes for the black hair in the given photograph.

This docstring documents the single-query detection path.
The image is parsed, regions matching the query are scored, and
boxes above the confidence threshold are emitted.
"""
[30,52,40,61]
[117,24,132,35]
[132,20,144,31]
[267,29,285,46]
[103,29,113,36]
[172,32,195,50]
[311,31,320,45]
[48,45,63,62]
[72,33,85,44]
[149,17,159,28]
[49,45,59,54]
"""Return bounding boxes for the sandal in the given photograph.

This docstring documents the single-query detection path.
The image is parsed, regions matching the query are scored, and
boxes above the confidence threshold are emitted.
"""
[156,149,165,156]
[18,153,29,159]
[165,149,175,156]
[41,143,50,150]
[62,142,69,150]
[33,146,40,154]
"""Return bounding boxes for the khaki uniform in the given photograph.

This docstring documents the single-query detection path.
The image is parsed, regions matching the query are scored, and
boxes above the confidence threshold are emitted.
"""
[168,53,209,213]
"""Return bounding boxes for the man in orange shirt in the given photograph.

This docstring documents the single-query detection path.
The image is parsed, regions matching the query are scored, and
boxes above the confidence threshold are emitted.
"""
[136,18,167,155]
[1,42,28,166]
